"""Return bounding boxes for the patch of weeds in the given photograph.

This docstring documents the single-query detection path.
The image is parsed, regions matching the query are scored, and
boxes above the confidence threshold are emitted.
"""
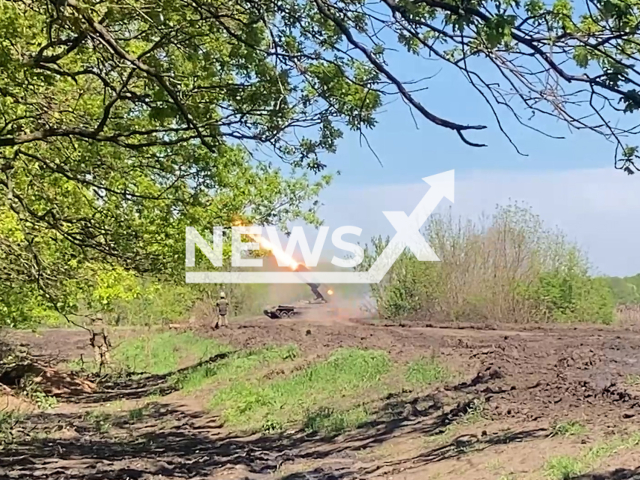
[261,417,284,434]
[84,410,113,434]
[174,345,299,392]
[0,410,23,446]
[626,374,640,386]
[405,356,452,386]
[145,393,162,403]
[67,355,104,374]
[486,458,503,473]
[544,455,583,480]
[303,406,369,435]
[550,420,587,438]
[544,431,640,480]
[127,405,151,423]
[109,331,230,375]
[30,391,57,410]
[210,348,391,432]
[19,376,57,410]
[66,357,88,372]
[280,345,299,361]
[497,474,518,480]
[583,432,640,464]
[461,398,487,424]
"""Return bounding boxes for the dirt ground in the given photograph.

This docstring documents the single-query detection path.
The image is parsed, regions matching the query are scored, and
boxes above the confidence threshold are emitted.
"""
[4,311,640,480]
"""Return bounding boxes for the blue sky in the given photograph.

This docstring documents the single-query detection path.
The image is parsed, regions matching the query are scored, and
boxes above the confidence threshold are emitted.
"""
[322,52,617,184]
[305,56,639,276]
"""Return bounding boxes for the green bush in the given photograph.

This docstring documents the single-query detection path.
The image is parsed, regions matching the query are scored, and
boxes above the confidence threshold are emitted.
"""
[2,269,290,328]
[603,274,640,306]
[360,238,442,319]
[519,250,614,323]
[361,203,614,324]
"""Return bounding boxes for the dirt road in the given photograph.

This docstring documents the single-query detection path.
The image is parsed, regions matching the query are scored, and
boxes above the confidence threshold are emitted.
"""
[4,316,640,479]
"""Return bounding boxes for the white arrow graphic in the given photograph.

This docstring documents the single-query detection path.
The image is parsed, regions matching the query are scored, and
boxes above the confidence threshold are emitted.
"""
[186,170,454,284]
[366,170,454,283]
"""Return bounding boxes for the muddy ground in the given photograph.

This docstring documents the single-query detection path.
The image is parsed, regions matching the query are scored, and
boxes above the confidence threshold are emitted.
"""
[4,312,640,480]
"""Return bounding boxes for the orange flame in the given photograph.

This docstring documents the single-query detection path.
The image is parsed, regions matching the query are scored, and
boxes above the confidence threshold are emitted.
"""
[252,233,300,270]
[232,219,299,270]
[232,219,334,298]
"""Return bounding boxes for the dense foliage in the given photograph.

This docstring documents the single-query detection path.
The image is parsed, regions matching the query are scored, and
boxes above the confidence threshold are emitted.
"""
[1,0,639,325]
[360,204,615,324]
[1,0,356,323]
[603,274,640,305]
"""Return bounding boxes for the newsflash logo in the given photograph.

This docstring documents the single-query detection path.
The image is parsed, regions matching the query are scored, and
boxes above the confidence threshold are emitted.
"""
[185,170,454,284]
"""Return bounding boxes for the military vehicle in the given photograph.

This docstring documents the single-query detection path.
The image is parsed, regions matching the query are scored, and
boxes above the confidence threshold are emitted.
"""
[262,264,333,320]
[263,305,297,319]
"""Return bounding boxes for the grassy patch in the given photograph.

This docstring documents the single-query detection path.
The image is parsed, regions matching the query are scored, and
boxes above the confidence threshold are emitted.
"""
[144,393,162,403]
[113,331,230,374]
[127,404,151,422]
[0,410,23,446]
[68,332,221,376]
[303,406,369,435]
[460,398,487,424]
[209,348,391,433]
[550,420,587,438]
[18,376,58,410]
[405,356,452,386]
[485,458,503,473]
[583,432,640,463]
[544,455,583,480]
[173,345,298,392]
[83,410,113,434]
[69,331,230,375]
[625,374,640,386]
[544,432,640,479]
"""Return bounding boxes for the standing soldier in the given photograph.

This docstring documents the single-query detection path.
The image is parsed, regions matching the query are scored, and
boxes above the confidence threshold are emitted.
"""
[215,292,229,328]
[90,316,111,369]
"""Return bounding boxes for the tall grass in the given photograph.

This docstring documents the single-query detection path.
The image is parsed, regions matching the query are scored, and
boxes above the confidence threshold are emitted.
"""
[112,331,229,374]
[405,356,453,385]
[360,204,614,324]
[173,345,299,392]
[616,304,640,324]
[209,348,391,432]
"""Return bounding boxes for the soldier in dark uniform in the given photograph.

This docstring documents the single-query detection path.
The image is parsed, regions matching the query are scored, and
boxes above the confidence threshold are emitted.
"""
[215,292,229,328]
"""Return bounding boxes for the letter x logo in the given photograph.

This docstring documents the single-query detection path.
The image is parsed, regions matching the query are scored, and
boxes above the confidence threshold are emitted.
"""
[383,211,438,261]
[375,170,454,271]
